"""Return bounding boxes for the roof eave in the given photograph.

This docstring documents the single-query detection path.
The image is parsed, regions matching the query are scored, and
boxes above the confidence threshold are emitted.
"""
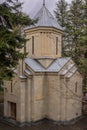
[25,26,63,34]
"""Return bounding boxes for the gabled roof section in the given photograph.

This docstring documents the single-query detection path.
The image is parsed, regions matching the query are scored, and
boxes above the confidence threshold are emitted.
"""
[25,57,71,73]
[26,5,63,31]
[66,68,77,78]
[60,63,75,75]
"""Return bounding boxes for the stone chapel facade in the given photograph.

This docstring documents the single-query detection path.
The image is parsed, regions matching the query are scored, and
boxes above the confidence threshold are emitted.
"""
[4,2,83,125]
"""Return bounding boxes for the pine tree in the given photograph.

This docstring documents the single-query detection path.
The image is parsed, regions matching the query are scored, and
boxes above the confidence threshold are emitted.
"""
[54,0,70,56]
[79,0,87,90]
[68,0,87,88]
[54,0,87,89]
[0,0,35,81]
[54,0,68,27]
[68,0,83,58]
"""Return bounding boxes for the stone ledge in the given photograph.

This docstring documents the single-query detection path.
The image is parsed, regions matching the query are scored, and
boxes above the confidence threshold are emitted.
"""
[0,116,84,127]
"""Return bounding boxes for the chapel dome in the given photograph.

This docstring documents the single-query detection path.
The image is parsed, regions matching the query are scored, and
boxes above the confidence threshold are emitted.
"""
[27,4,63,31]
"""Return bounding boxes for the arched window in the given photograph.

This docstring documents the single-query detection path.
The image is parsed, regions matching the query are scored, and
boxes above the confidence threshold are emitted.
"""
[11,80,13,93]
[75,82,78,93]
[24,43,26,53]
[32,36,34,54]
[56,37,58,55]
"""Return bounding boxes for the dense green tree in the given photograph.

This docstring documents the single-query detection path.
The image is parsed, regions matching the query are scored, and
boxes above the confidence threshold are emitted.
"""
[68,0,83,58]
[0,0,35,82]
[54,0,71,56]
[68,0,87,89]
[54,0,87,89]
[80,0,87,90]
[54,0,68,27]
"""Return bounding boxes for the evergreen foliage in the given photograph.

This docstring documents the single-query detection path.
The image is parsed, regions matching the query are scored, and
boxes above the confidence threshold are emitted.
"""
[54,0,87,90]
[54,0,69,56]
[0,0,35,81]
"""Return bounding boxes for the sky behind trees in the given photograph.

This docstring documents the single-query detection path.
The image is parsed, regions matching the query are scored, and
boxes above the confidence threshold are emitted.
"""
[0,0,72,17]
[20,0,72,17]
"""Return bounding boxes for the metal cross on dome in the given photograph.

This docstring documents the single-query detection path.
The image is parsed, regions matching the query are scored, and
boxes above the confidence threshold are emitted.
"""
[43,0,45,6]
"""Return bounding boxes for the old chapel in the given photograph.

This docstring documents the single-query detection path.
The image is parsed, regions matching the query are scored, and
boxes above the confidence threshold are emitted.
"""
[4,1,83,125]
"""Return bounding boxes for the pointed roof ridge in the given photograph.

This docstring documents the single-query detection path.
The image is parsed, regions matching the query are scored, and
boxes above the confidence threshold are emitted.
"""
[26,4,63,31]
[34,5,54,19]
[43,0,45,6]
